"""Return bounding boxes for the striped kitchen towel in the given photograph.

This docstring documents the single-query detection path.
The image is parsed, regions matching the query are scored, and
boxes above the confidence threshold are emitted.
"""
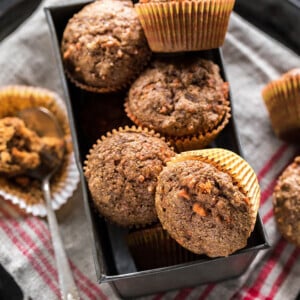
[0,1,300,299]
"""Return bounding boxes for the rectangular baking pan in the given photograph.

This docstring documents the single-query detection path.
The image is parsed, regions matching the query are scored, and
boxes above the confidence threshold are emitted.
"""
[45,2,269,298]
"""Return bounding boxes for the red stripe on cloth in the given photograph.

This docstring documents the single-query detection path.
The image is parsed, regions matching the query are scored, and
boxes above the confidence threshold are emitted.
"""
[264,247,300,300]
[27,217,104,300]
[198,284,215,300]
[152,293,164,300]
[257,144,288,180]
[0,198,107,299]
[0,206,102,300]
[174,288,193,300]
[262,209,273,224]
[0,216,60,297]
[241,238,287,300]
[260,179,278,206]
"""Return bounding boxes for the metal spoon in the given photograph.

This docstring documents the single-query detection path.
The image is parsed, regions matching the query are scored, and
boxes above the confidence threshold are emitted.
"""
[18,107,80,300]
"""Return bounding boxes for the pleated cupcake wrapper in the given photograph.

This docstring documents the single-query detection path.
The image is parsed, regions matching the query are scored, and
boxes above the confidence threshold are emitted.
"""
[0,85,80,216]
[64,51,152,94]
[126,225,201,270]
[169,148,260,232]
[170,105,231,152]
[262,71,300,140]
[84,125,173,228]
[135,0,235,52]
[125,99,231,152]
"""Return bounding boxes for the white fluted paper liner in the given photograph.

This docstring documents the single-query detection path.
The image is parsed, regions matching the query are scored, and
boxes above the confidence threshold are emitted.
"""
[0,154,79,216]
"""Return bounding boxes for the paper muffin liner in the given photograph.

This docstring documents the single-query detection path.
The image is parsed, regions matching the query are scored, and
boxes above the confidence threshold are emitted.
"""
[262,69,300,143]
[125,99,231,152]
[170,148,260,232]
[0,85,80,217]
[84,125,174,228]
[171,105,231,152]
[135,0,235,52]
[126,224,201,270]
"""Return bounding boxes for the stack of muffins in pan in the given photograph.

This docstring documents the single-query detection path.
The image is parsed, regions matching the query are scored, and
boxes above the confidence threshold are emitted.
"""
[62,0,261,269]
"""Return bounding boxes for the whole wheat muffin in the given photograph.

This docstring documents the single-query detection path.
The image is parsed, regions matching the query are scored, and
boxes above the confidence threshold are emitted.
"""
[273,156,300,247]
[156,157,254,257]
[84,127,175,227]
[125,56,230,150]
[61,0,151,92]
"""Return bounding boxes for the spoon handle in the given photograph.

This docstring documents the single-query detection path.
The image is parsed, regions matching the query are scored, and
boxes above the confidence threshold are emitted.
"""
[42,178,80,300]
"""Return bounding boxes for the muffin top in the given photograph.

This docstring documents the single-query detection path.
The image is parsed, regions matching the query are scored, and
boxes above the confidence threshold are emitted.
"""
[84,128,175,227]
[126,57,229,137]
[61,0,151,91]
[273,156,300,247]
[155,159,252,257]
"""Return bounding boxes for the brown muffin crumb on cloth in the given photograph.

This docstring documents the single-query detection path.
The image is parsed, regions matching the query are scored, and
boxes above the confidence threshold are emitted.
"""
[273,156,300,247]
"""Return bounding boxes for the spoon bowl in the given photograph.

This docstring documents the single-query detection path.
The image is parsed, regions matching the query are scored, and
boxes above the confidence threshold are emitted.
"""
[18,107,80,300]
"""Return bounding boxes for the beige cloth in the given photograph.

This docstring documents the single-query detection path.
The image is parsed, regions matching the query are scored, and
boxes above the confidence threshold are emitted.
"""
[0,1,299,299]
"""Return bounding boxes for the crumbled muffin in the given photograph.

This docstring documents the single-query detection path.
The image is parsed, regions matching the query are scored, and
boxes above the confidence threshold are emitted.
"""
[273,156,300,247]
[84,128,175,227]
[126,57,229,137]
[0,117,65,177]
[156,159,252,257]
[0,117,42,176]
[61,0,151,92]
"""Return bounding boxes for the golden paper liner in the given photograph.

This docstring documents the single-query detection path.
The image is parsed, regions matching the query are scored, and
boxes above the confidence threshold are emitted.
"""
[84,125,174,227]
[135,0,235,52]
[126,224,201,270]
[0,85,80,216]
[125,99,231,152]
[169,148,260,232]
[262,69,300,143]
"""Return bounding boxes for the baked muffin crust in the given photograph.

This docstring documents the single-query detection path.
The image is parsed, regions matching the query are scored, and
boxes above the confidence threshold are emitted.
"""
[273,156,300,247]
[127,57,229,137]
[62,0,151,91]
[84,129,175,227]
[156,159,252,257]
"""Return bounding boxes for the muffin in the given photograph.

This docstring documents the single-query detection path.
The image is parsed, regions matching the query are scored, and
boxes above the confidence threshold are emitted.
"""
[125,56,230,151]
[0,117,64,177]
[84,126,175,227]
[0,85,79,216]
[126,224,200,270]
[273,156,300,247]
[155,149,260,257]
[135,0,236,52]
[262,68,300,143]
[61,0,151,93]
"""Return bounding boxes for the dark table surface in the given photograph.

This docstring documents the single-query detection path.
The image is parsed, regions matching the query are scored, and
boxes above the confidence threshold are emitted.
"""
[0,0,299,299]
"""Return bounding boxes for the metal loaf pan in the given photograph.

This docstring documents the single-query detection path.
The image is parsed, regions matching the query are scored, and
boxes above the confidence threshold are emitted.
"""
[45,2,269,298]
